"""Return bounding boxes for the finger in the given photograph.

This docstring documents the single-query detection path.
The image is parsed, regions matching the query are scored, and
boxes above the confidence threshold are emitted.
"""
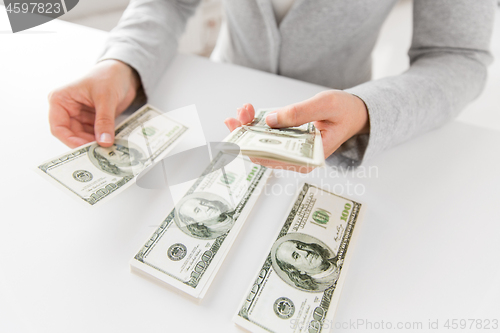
[314,121,347,157]
[82,123,95,135]
[52,117,90,147]
[74,131,96,143]
[65,136,91,148]
[51,125,89,148]
[94,94,118,147]
[266,92,333,128]
[69,119,95,146]
[48,95,82,148]
[76,110,96,126]
[224,117,242,132]
[238,104,255,125]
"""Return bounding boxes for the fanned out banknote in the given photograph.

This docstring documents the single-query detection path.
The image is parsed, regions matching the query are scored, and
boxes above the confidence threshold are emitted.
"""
[37,104,189,206]
[234,183,364,333]
[130,152,272,299]
[224,109,325,167]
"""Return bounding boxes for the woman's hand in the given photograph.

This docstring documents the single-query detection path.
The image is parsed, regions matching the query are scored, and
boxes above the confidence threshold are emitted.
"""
[224,90,369,173]
[48,59,141,148]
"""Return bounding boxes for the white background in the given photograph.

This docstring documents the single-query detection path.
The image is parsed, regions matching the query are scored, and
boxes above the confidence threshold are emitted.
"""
[0,5,499,333]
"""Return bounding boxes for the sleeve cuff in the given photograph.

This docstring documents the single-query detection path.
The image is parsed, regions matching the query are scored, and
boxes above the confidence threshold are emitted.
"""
[344,82,387,164]
[98,42,156,99]
[325,82,384,168]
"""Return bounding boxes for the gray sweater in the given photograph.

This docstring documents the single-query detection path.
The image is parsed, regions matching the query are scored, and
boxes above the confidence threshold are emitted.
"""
[99,0,496,166]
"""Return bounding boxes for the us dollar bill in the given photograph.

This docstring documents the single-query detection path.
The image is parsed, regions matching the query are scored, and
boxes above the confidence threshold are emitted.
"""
[130,152,272,299]
[224,109,325,167]
[234,183,364,333]
[37,104,189,206]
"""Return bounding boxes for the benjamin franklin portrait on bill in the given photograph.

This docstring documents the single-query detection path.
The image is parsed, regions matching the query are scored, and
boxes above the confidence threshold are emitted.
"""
[88,139,146,177]
[271,233,343,292]
[174,192,235,239]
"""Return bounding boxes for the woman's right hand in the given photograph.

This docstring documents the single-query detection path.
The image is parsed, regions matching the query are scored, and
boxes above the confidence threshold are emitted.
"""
[48,59,141,148]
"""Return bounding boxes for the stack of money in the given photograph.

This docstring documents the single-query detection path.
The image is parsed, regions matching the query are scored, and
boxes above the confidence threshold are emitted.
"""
[37,104,189,206]
[130,152,272,298]
[224,109,325,167]
[234,183,364,333]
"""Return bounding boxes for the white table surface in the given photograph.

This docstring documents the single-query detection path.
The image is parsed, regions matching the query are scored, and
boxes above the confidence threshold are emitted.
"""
[1,8,499,333]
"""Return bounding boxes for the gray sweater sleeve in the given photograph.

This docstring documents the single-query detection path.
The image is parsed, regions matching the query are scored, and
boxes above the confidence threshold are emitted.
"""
[341,0,496,166]
[98,0,202,97]
[98,0,495,168]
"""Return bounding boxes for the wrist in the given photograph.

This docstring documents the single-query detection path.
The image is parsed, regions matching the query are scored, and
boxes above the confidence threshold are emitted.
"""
[124,63,142,92]
[350,94,370,136]
[98,59,142,92]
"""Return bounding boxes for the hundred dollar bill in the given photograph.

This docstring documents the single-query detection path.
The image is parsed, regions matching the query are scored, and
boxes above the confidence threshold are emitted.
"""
[130,152,272,299]
[234,183,364,333]
[224,109,325,167]
[37,104,189,206]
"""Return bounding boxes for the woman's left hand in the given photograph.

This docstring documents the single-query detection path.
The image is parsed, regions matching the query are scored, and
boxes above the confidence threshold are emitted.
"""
[224,90,370,173]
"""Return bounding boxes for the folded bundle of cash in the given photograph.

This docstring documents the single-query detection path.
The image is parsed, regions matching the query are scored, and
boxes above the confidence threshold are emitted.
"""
[234,183,364,333]
[224,109,325,168]
[37,104,189,206]
[130,152,272,299]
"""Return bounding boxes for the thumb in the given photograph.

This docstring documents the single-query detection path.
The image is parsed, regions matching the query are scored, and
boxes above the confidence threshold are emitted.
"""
[94,95,118,147]
[265,94,330,128]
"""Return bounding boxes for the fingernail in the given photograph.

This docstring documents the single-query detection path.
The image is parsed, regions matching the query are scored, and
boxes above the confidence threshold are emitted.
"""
[99,133,113,144]
[266,112,278,127]
[244,104,250,111]
[237,108,243,117]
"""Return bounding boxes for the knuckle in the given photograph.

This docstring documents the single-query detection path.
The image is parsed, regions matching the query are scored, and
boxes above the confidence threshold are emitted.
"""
[286,105,299,124]
[94,117,114,129]
[317,90,336,105]
[94,86,119,102]
[317,90,332,99]
[48,89,63,103]
[95,89,113,101]
[326,91,338,106]
[49,124,62,139]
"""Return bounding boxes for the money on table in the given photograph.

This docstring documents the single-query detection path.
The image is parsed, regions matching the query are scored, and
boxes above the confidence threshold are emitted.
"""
[37,104,189,206]
[224,109,325,167]
[130,152,272,299]
[234,183,364,333]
